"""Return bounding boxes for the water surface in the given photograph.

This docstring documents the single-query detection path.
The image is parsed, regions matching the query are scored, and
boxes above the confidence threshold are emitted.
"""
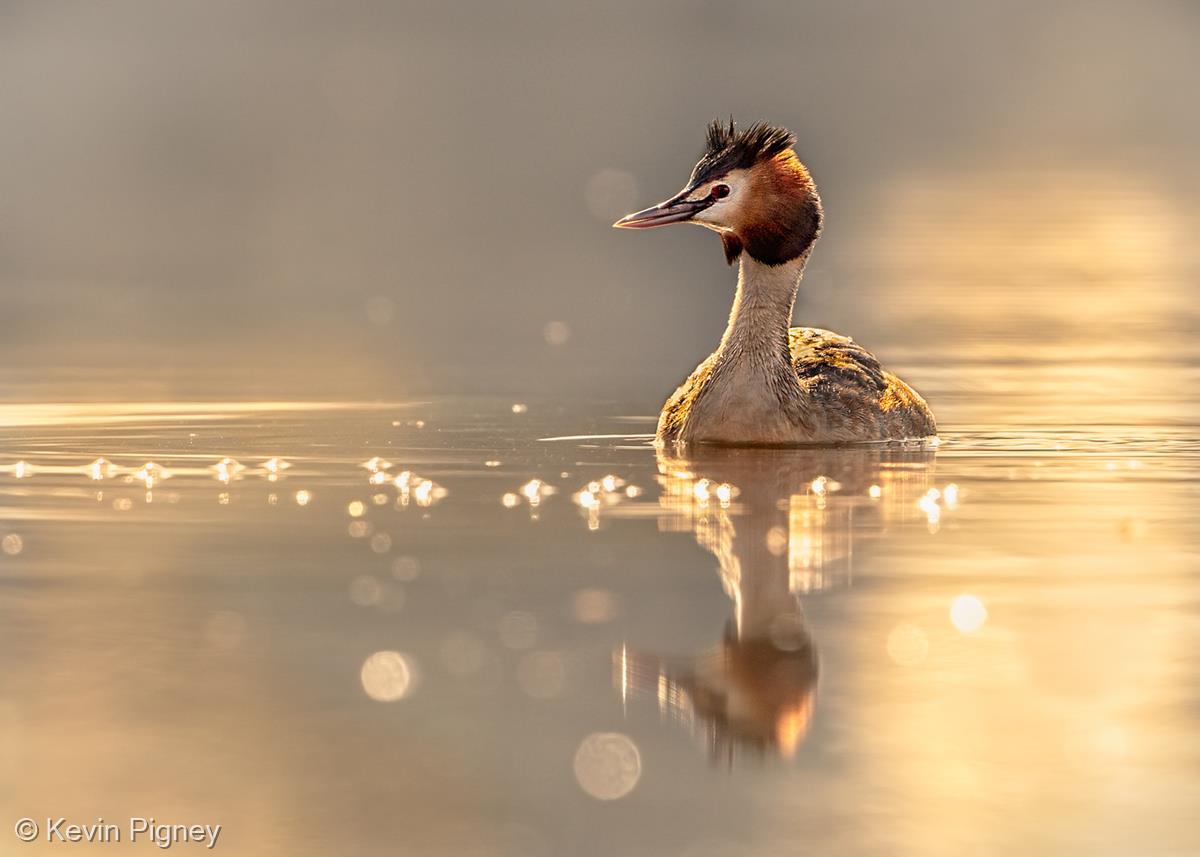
[1,376,1196,856]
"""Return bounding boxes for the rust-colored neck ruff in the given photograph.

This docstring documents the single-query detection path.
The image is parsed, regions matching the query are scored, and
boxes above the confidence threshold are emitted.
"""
[738,153,823,266]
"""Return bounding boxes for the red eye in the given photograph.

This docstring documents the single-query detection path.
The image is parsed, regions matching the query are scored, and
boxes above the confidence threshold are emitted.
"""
[710,184,731,200]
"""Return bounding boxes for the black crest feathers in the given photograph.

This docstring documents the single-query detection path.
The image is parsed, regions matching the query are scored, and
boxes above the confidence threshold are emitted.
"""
[690,119,796,185]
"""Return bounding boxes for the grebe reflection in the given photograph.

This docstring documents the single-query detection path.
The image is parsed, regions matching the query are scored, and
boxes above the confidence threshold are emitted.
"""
[617,445,935,762]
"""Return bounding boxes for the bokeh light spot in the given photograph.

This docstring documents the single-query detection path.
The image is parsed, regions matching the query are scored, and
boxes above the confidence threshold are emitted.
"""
[1,534,24,556]
[543,320,571,346]
[391,556,421,581]
[950,594,988,633]
[573,732,641,800]
[360,651,415,702]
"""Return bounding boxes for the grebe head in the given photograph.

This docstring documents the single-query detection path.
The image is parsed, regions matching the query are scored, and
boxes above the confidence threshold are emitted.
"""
[614,119,823,266]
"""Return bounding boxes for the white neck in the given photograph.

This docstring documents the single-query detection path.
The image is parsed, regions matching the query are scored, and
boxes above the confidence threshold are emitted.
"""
[715,253,809,370]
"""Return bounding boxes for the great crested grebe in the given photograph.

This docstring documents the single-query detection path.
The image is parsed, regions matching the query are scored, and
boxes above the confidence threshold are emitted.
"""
[615,119,936,446]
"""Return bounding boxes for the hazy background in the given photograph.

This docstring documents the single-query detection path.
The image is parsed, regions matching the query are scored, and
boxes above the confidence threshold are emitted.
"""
[2,7,1199,852]
[1,0,1197,403]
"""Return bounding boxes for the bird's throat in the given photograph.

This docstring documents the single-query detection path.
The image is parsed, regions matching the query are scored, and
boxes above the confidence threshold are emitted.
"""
[715,254,807,371]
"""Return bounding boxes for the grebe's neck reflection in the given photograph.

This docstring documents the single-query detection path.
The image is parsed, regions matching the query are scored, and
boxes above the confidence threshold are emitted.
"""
[618,445,935,762]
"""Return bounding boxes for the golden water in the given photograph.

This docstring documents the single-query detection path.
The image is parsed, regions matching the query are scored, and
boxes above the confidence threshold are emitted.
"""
[0,364,1196,856]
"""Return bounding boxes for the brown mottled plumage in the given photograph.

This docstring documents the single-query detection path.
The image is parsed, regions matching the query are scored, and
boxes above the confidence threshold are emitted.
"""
[658,328,934,445]
[614,120,936,446]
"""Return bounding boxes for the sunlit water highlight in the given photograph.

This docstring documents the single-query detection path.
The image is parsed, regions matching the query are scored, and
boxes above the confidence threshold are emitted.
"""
[0,389,1197,856]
